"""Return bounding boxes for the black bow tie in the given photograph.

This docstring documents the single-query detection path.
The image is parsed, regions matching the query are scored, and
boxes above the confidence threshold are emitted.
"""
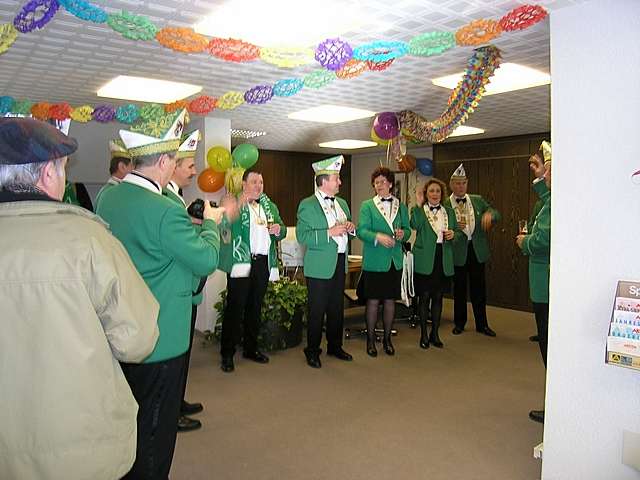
[429,205,441,212]
[455,197,466,204]
[381,197,393,202]
[324,196,335,202]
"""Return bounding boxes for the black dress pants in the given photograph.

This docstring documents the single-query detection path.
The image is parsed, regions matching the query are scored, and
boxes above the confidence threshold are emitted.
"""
[305,253,346,354]
[180,304,198,405]
[453,242,488,330]
[532,302,549,367]
[121,353,186,480]
[220,255,269,358]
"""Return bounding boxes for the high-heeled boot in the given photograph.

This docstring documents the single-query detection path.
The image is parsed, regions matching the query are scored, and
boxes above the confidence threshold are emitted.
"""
[419,317,429,349]
[429,314,444,348]
[366,334,377,357]
[383,332,395,355]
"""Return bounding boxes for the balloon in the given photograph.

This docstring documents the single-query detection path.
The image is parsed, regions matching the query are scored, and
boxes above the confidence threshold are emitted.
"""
[232,143,259,169]
[416,158,434,176]
[197,168,225,193]
[397,154,416,173]
[370,127,389,146]
[207,146,232,172]
[225,167,245,195]
[373,111,399,140]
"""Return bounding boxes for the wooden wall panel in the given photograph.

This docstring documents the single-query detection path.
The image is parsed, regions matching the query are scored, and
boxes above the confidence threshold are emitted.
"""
[252,150,351,226]
[433,133,549,311]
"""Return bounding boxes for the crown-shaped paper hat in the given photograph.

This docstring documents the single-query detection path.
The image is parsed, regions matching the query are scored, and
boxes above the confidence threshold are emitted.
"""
[312,155,344,176]
[450,163,467,180]
[119,108,188,158]
[176,130,201,159]
[109,139,131,160]
[540,140,551,163]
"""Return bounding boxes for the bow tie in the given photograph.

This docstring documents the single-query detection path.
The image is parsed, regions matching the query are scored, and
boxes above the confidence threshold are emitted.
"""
[455,197,467,204]
[380,197,393,202]
[429,205,441,212]
[324,196,335,202]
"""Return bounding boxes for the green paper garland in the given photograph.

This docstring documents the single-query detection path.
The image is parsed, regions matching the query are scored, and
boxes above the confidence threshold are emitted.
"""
[303,69,336,89]
[408,31,456,57]
[107,11,157,41]
[139,103,164,121]
[11,99,33,115]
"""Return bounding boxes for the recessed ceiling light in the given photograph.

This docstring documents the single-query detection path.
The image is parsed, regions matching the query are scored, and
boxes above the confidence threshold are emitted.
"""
[448,126,485,137]
[431,63,550,95]
[97,76,202,104]
[195,0,363,47]
[289,105,376,124]
[231,129,267,139]
[318,139,378,149]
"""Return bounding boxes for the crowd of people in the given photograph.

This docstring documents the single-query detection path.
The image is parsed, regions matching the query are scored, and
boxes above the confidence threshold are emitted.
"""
[0,115,550,479]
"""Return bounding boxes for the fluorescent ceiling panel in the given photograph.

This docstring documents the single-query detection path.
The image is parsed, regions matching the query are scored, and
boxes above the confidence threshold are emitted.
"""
[432,63,550,95]
[448,126,485,137]
[319,139,378,149]
[289,105,375,124]
[97,76,202,104]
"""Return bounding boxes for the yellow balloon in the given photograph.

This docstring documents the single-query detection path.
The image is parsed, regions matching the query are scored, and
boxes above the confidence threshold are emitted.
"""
[371,127,390,146]
[207,146,232,172]
[225,167,245,195]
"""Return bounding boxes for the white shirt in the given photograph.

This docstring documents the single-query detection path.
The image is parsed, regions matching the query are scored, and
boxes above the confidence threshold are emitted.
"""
[425,204,446,244]
[166,181,186,206]
[450,193,475,240]
[122,171,162,195]
[247,201,271,255]
[315,190,347,254]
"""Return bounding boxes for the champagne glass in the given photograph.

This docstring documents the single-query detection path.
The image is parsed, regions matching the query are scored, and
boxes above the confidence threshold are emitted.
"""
[518,219,528,235]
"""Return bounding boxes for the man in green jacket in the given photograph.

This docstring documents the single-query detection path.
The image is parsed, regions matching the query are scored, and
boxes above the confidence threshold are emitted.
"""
[296,155,355,368]
[97,109,225,479]
[445,164,500,337]
[218,169,287,372]
[516,141,551,424]
[94,139,133,209]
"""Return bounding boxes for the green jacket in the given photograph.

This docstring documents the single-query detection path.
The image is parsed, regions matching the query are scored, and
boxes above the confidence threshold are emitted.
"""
[163,187,206,306]
[97,180,220,363]
[296,194,351,279]
[528,198,544,232]
[217,197,287,279]
[94,178,119,210]
[443,194,500,266]
[356,197,410,272]
[520,180,550,303]
[410,204,460,277]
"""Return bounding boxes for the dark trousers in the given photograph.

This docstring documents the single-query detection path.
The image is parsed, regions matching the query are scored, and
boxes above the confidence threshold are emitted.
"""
[180,305,198,406]
[220,255,269,358]
[532,302,549,367]
[453,242,488,330]
[305,253,346,354]
[121,354,186,480]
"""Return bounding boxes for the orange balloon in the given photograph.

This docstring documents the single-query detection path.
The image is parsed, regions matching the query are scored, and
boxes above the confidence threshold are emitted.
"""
[197,168,225,193]
[397,154,416,173]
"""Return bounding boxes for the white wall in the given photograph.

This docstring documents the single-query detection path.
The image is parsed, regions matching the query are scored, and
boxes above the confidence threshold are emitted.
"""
[544,1,640,478]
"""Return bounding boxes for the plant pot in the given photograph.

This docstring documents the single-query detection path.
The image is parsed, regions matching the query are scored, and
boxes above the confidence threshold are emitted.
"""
[258,307,304,352]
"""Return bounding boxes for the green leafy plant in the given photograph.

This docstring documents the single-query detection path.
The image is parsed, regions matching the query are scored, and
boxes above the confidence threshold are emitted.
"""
[212,277,307,351]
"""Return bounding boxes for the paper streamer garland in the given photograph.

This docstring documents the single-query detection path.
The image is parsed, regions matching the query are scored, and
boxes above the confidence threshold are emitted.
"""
[216,91,245,110]
[107,11,157,41]
[31,102,51,120]
[70,105,93,122]
[188,95,217,115]
[455,19,502,46]
[499,5,548,31]
[58,0,107,23]
[139,103,164,121]
[207,38,260,62]
[164,100,188,113]
[13,0,59,33]
[352,40,408,63]
[244,85,273,105]
[0,24,18,55]
[156,27,208,53]
[116,104,140,124]
[272,78,304,97]
[336,59,368,79]
[367,58,394,72]
[92,104,116,123]
[303,69,336,89]
[0,96,14,114]
[49,102,72,120]
[396,45,502,143]
[315,38,353,71]
[260,47,315,68]
[408,31,455,57]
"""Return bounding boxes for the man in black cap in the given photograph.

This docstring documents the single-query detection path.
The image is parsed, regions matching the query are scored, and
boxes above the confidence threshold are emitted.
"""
[0,118,160,480]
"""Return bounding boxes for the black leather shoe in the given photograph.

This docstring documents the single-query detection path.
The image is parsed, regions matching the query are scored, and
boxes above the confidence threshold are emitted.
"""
[327,347,353,361]
[529,335,539,342]
[221,356,234,373]
[420,336,429,349]
[429,336,444,348]
[305,351,321,368]
[177,415,202,432]
[477,326,497,337]
[242,350,269,363]
[529,409,545,423]
[366,339,377,357]
[181,401,203,416]
[383,337,395,356]
[452,327,464,335]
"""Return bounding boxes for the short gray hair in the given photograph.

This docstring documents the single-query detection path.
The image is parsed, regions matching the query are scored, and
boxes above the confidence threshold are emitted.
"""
[0,158,65,189]
[134,151,176,169]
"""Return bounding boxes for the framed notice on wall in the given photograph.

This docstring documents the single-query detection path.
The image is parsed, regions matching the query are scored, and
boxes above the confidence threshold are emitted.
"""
[606,280,640,371]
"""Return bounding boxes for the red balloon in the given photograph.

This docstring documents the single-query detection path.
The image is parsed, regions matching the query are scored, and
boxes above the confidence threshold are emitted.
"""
[197,168,225,193]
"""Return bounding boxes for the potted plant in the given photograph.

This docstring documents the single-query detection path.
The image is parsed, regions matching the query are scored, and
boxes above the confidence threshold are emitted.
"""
[213,277,307,351]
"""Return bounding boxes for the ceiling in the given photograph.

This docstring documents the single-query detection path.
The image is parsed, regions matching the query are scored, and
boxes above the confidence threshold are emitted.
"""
[0,0,577,153]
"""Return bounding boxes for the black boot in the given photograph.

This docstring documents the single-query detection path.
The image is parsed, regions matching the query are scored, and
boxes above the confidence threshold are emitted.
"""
[429,292,444,348]
[419,293,430,349]
[429,324,444,348]
[366,335,377,357]
[383,333,395,355]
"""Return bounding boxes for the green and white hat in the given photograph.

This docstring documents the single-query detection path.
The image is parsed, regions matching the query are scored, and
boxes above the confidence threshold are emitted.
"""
[450,163,467,180]
[109,139,131,160]
[176,129,201,159]
[119,108,188,158]
[540,140,551,163]
[312,155,344,176]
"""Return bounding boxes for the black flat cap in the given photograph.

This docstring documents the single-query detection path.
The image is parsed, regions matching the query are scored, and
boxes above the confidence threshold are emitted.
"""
[0,117,78,165]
